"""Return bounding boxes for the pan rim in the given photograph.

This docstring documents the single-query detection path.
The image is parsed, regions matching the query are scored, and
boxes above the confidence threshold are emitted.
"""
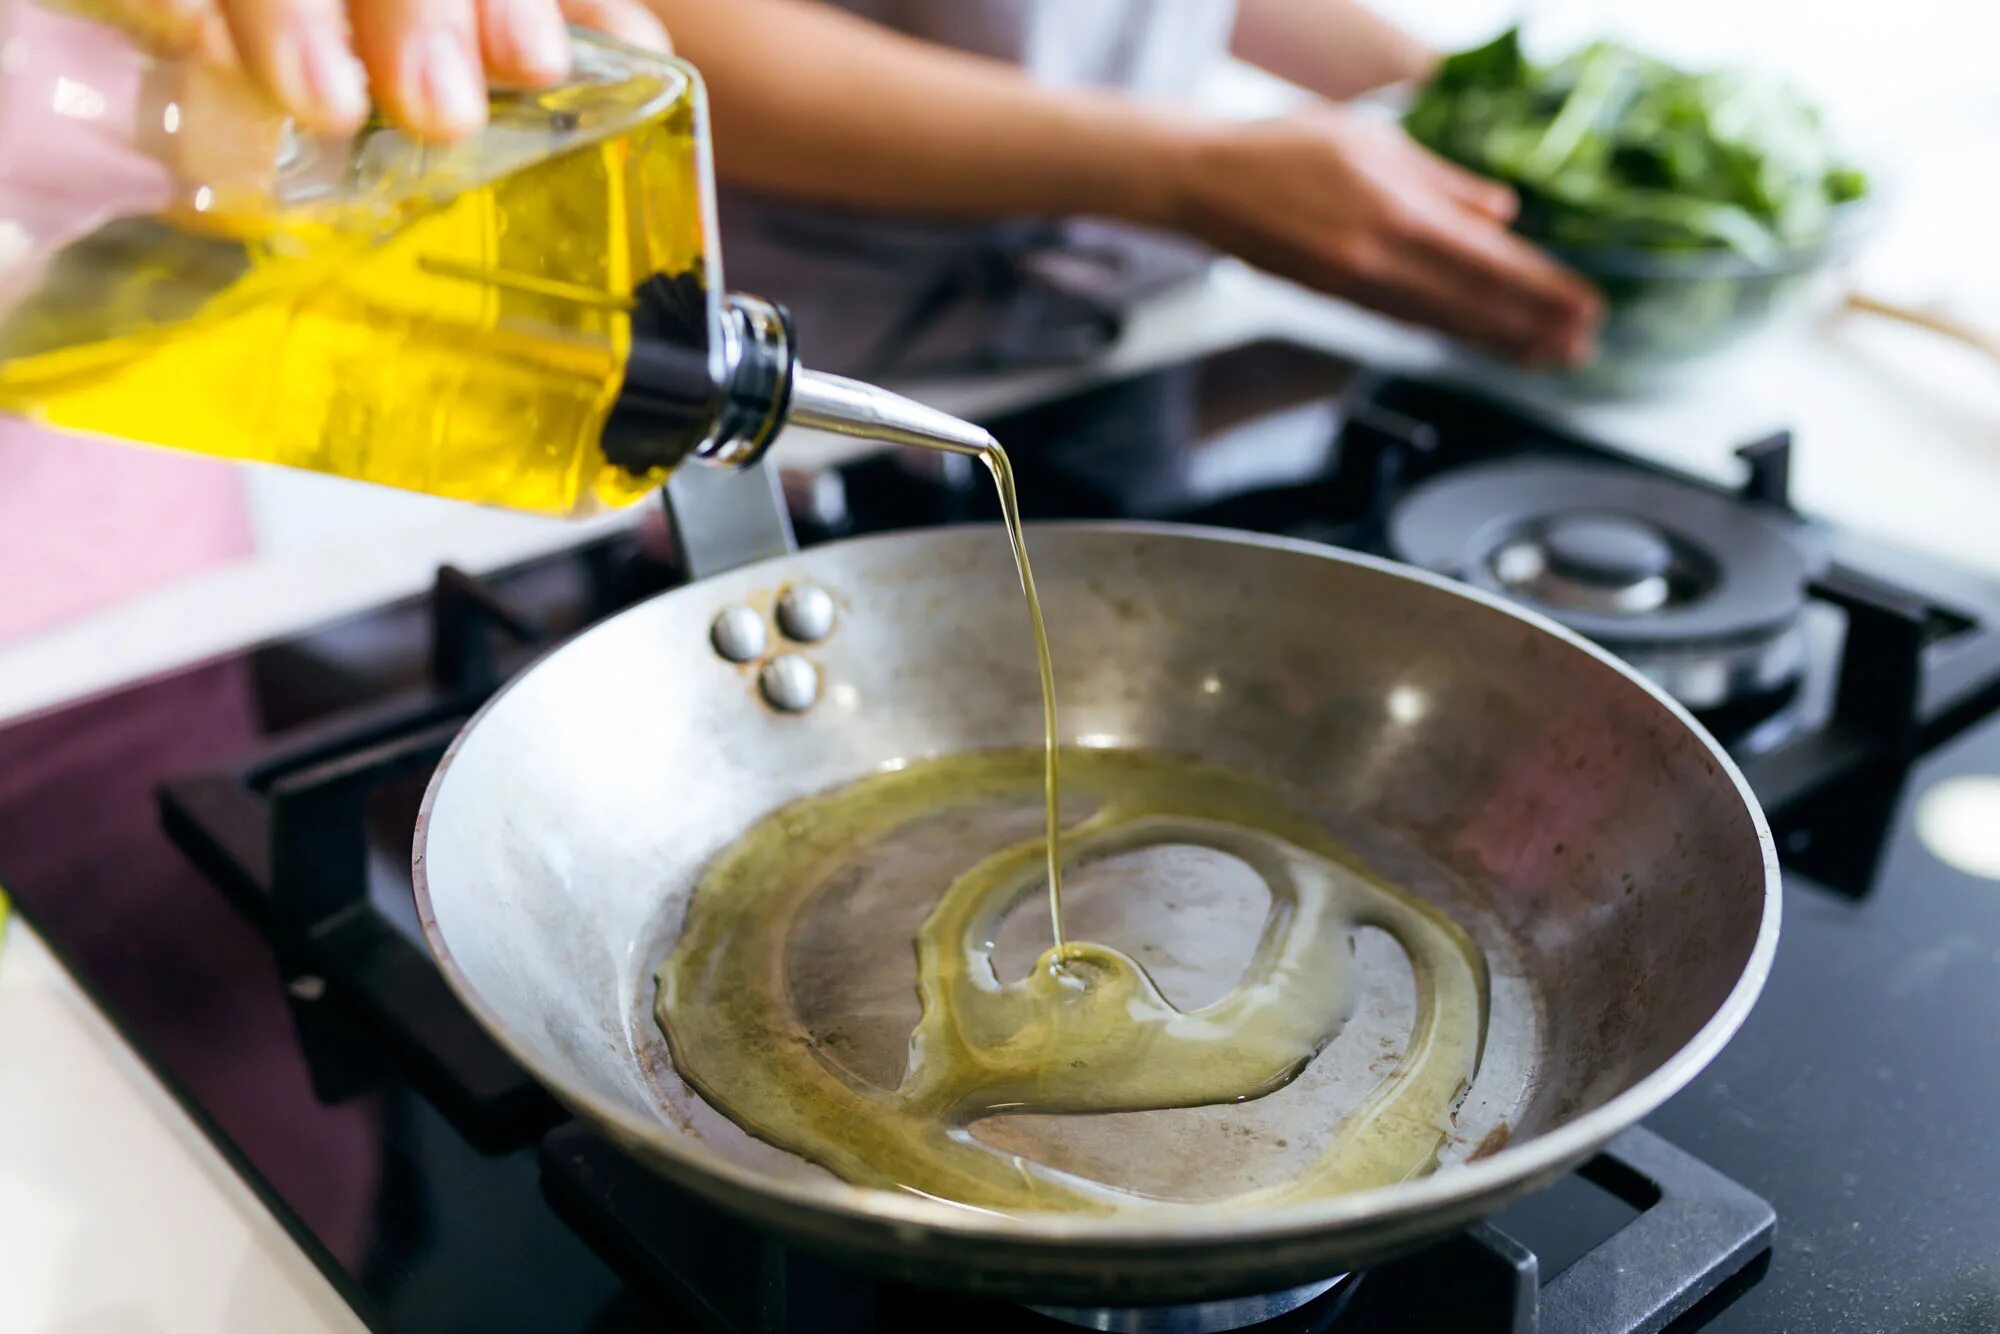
[411,519,1781,1249]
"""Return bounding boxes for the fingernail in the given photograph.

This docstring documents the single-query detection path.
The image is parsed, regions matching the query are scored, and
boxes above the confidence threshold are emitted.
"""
[410,29,487,137]
[298,26,369,128]
[267,29,313,114]
[497,0,571,82]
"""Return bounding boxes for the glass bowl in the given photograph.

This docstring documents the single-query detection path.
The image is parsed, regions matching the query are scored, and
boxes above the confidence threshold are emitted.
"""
[1528,202,1878,392]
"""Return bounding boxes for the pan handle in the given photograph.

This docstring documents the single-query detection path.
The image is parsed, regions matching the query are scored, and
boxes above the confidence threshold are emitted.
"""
[662,461,799,580]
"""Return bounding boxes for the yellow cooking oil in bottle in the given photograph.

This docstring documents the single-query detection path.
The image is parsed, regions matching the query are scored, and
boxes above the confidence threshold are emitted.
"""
[0,19,750,515]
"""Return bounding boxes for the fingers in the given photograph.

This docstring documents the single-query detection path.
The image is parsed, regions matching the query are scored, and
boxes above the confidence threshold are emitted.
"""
[397,0,674,123]
[1317,204,1599,364]
[477,0,572,86]
[1343,252,1556,364]
[1405,212,1602,362]
[559,0,672,52]
[216,0,369,134]
[1415,150,1517,224]
[1364,126,1600,361]
[348,0,488,140]
[194,0,672,145]
[1336,115,1516,223]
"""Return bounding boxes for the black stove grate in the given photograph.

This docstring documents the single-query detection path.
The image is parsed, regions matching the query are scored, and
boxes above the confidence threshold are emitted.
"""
[158,566,561,1150]
[539,1121,1772,1334]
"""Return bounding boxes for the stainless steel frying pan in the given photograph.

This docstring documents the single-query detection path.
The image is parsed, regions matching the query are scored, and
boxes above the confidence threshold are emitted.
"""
[411,515,1778,1308]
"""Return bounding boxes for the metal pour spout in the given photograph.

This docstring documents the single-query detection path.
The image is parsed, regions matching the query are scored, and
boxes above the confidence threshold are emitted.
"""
[612,290,996,470]
[652,294,1000,581]
[787,367,996,458]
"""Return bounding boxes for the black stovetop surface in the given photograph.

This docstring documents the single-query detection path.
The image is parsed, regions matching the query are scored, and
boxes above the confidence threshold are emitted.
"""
[3,340,1998,1332]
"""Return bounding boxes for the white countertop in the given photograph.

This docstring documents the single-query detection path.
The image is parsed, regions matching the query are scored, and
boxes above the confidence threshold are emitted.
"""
[0,922,364,1333]
[1,2,1996,1324]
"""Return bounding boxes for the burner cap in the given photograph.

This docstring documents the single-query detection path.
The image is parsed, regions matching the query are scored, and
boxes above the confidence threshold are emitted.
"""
[1544,514,1675,585]
[1492,512,1680,616]
[1388,459,1822,711]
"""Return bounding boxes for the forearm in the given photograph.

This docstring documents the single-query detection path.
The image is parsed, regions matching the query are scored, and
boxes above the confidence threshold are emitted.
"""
[647,0,1201,226]
[1231,0,1436,101]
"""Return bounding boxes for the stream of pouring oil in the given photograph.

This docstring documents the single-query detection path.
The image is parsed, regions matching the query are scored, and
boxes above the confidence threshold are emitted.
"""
[979,443,1067,951]
[657,449,1488,1214]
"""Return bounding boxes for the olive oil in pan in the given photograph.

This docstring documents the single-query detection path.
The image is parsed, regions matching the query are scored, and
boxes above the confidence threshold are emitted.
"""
[656,749,1488,1216]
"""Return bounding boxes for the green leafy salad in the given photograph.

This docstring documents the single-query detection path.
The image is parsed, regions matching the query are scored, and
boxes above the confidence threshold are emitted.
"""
[1404,28,1869,380]
[1406,27,1867,263]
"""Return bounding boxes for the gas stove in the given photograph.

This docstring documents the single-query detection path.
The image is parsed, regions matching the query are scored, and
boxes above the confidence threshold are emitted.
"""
[3,339,1997,1332]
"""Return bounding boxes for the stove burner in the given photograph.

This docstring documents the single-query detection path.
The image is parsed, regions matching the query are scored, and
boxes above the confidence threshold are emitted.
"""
[1492,512,1689,615]
[1030,1276,1350,1332]
[539,1121,1772,1334]
[1389,460,1820,712]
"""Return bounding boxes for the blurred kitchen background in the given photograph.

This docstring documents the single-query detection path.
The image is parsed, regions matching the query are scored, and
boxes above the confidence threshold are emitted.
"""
[3,0,1995,714]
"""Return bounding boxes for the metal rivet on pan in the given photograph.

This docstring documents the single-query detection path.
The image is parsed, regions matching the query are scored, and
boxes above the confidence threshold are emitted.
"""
[775,583,837,643]
[759,654,820,712]
[710,605,767,663]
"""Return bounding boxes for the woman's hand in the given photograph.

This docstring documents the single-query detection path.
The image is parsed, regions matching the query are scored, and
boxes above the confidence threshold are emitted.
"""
[1169,108,1600,366]
[137,0,671,141]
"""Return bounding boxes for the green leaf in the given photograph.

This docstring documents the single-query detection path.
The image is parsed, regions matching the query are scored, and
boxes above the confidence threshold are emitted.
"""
[1825,165,1869,203]
[1431,25,1528,94]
